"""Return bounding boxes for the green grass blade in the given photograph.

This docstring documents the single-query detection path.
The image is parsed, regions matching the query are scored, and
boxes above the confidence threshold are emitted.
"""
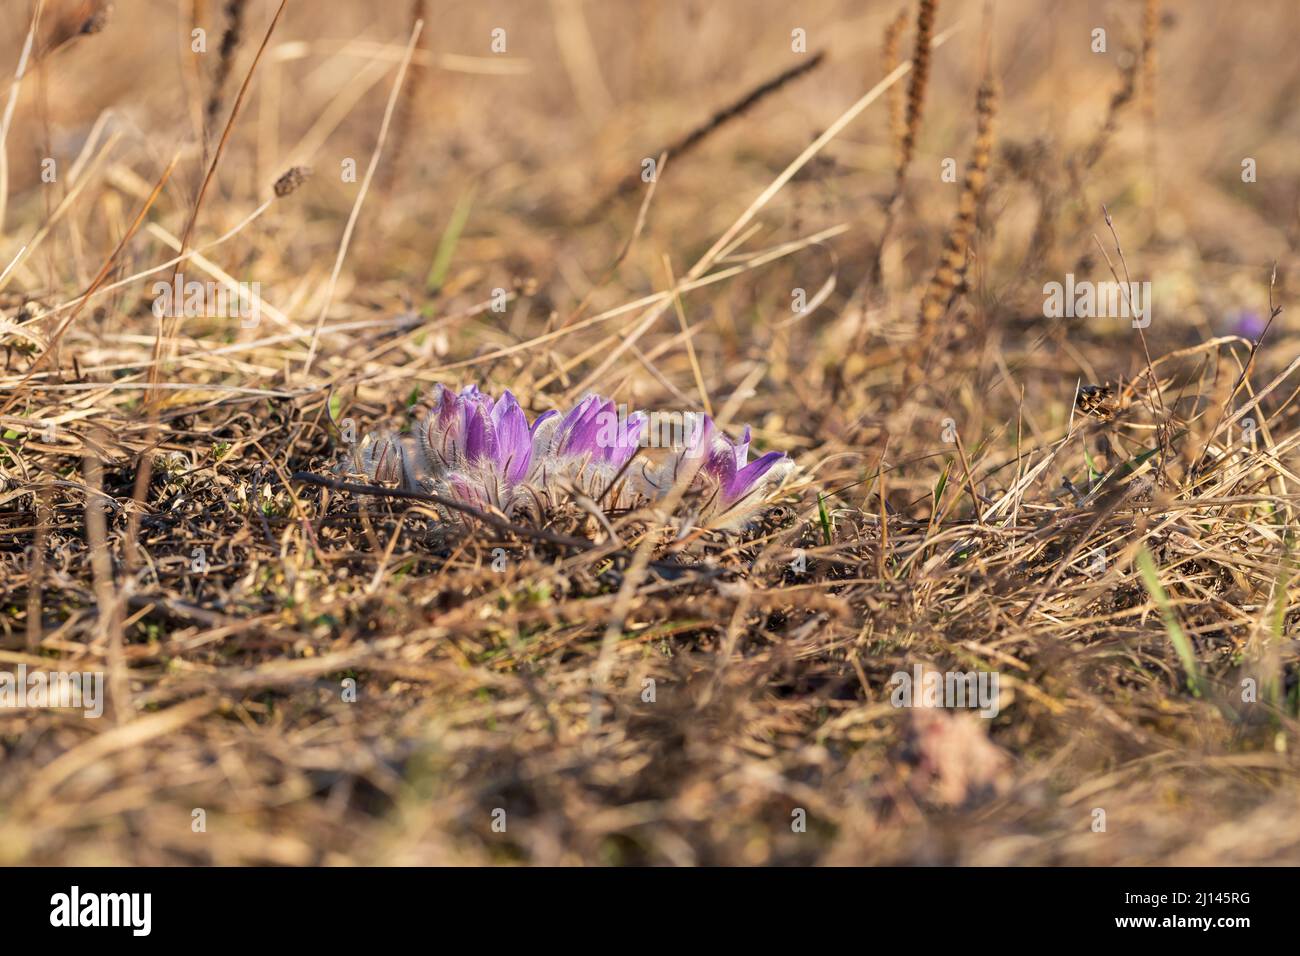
[933,459,951,505]
[425,188,477,293]
[1136,546,1202,696]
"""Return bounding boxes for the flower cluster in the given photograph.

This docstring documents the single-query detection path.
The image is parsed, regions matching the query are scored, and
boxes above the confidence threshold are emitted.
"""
[341,385,791,529]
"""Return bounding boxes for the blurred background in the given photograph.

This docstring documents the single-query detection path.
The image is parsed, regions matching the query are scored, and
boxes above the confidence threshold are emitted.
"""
[2,0,1294,353]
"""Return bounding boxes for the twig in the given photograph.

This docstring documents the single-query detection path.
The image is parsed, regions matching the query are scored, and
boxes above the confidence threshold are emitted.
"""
[595,51,827,210]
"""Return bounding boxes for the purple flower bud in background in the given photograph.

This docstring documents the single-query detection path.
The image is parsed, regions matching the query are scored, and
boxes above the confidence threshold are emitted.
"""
[1228,309,1267,340]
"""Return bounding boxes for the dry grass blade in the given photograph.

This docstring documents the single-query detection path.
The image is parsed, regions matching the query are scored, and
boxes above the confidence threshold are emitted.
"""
[302,17,424,377]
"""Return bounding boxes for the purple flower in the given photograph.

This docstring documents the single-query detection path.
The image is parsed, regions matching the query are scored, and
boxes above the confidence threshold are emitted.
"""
[706,425,788,508]
[345,386,791,528]
[418,383,488,468]
[534,394,645,469]
[670,415,791,520]
[418,388,537,507]
[1229,310,1267,341]
[457,390,533,479]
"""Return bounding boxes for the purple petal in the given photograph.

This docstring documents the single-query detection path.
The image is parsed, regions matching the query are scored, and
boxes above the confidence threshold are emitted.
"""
[734,426,752,466]
[725,451,784,503]
[558,394,598,438]
[529,409,558,436]
[705,438,737,491]
[464,404,497,464]
[563,398,612,457]
[432,384,460,430]
[493,395,532,483]
[490,389,521,434]
[682,413,714,461]
[609,411,645,468]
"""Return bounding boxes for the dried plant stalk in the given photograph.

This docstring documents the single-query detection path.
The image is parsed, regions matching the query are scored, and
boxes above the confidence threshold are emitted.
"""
[883,7,910,170]
[918,72,999,333]
[895,0,938,188]
[205,0,248,142]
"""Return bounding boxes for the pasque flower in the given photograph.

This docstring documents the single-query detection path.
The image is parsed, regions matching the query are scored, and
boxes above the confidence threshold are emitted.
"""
[342,385,791,529]
[692,418,789,517]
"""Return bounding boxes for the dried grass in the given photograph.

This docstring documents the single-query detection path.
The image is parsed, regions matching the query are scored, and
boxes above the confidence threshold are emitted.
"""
[0,0,1297,867]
